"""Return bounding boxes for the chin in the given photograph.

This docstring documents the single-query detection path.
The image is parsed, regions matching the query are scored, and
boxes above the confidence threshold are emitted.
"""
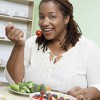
[44,35,54,40]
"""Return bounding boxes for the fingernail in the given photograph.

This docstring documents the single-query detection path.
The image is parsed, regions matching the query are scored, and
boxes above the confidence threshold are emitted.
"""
[8,22,15,28]
[8,22,12,25]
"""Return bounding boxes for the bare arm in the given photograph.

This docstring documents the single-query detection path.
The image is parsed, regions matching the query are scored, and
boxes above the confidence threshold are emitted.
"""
[5,22,25,83]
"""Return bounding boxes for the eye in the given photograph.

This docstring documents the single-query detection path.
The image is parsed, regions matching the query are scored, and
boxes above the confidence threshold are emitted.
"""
[39,15,44,20]
[49,15,56,19]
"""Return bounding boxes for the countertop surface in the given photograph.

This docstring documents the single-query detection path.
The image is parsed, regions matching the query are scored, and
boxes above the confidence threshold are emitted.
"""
[0,81,29,100]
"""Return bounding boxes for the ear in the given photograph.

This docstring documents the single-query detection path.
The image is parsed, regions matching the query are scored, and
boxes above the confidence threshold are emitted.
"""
[65,15,70,25]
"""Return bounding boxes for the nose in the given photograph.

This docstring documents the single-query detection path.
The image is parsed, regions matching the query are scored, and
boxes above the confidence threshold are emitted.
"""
[42,18,50,26]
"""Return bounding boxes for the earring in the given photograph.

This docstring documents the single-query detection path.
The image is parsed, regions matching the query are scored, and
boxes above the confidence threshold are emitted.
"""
[36,30,42,37]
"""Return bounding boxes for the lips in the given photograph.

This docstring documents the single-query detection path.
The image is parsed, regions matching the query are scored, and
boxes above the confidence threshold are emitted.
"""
[43,28,53,35]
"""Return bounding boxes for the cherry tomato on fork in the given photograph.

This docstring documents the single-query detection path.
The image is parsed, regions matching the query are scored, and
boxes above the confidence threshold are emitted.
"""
[36,30,42,37]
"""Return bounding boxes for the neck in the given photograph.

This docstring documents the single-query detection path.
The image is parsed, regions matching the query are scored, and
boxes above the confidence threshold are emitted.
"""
[48,41,65,56]
[51,29,67,44]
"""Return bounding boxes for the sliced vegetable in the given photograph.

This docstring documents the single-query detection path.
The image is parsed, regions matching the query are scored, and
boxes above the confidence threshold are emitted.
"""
[9,84,19,92]
[9,81,50,93]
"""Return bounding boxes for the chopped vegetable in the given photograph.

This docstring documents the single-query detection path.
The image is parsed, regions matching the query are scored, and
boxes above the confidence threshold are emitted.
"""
[9,81,50,93]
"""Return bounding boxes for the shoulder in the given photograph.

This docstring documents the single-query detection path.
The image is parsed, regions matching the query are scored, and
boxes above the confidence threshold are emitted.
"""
[26,35,37,43]
[25,35,38,48]
[78,36,99,49]
[78,36,100,55]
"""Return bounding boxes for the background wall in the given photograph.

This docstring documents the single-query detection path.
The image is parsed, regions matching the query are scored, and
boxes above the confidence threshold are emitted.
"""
[70,0,100,47]
[33,0,41,33]
[33,0,100,47]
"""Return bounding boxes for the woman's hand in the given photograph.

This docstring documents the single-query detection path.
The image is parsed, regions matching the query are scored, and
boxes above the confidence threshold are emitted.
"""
[5,22,25,46]
[67,86,100,100]
[67,86,86,100]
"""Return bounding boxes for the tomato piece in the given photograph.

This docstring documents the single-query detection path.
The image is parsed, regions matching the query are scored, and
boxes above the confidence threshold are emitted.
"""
[36,30,42,37]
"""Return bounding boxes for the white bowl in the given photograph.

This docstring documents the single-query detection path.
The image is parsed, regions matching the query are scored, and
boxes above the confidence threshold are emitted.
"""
[29,91,76,100]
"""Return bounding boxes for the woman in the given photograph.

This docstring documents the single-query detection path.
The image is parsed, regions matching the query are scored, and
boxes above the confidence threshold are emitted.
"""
[5,0,100,99]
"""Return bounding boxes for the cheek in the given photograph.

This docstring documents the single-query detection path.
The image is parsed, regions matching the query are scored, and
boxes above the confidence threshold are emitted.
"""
[38,20,41,27]
[55,19,66,27]
[55,22,65,31]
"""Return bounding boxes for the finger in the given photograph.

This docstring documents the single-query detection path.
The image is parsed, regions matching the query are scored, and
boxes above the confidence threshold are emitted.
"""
[67,86,82,95]
[15,31,24,40]
[13,28,22,36]
[6,27,16,39]
[76,95,85,100]
[7,27,20,37]
[18,31,24,38]
[72,89,85,97]
[6,28,19,40]
[5,24,16,38]
[5,22,14,33]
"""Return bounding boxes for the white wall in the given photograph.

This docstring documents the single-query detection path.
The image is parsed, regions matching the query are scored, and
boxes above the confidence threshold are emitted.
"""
[70,0,100,46]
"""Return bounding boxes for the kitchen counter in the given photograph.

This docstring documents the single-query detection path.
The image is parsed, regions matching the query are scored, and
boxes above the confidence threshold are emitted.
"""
[0,81,29,100]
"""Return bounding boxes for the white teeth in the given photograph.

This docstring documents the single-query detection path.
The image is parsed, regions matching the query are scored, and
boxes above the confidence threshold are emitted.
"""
[44,29,52,31]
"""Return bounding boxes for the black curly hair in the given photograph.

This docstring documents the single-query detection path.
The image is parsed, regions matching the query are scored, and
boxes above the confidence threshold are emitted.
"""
[36,0,82,52]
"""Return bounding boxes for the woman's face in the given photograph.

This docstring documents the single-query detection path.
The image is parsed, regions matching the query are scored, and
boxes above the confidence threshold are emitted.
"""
[39,1,69,41]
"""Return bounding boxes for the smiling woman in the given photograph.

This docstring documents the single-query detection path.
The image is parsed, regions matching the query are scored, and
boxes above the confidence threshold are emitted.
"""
[4,0,100,100]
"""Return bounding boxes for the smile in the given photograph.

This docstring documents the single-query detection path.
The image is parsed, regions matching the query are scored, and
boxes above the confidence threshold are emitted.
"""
[43,28,53,34]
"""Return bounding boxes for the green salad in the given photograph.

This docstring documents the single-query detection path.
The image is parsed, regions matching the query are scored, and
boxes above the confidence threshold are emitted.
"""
[9,81,49,93]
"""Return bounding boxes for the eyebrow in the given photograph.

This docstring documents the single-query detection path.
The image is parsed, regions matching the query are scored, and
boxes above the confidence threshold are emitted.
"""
[39,12,56,15]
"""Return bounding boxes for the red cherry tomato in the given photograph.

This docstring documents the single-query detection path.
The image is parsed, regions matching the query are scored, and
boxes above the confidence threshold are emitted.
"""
[36,30,42,37]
